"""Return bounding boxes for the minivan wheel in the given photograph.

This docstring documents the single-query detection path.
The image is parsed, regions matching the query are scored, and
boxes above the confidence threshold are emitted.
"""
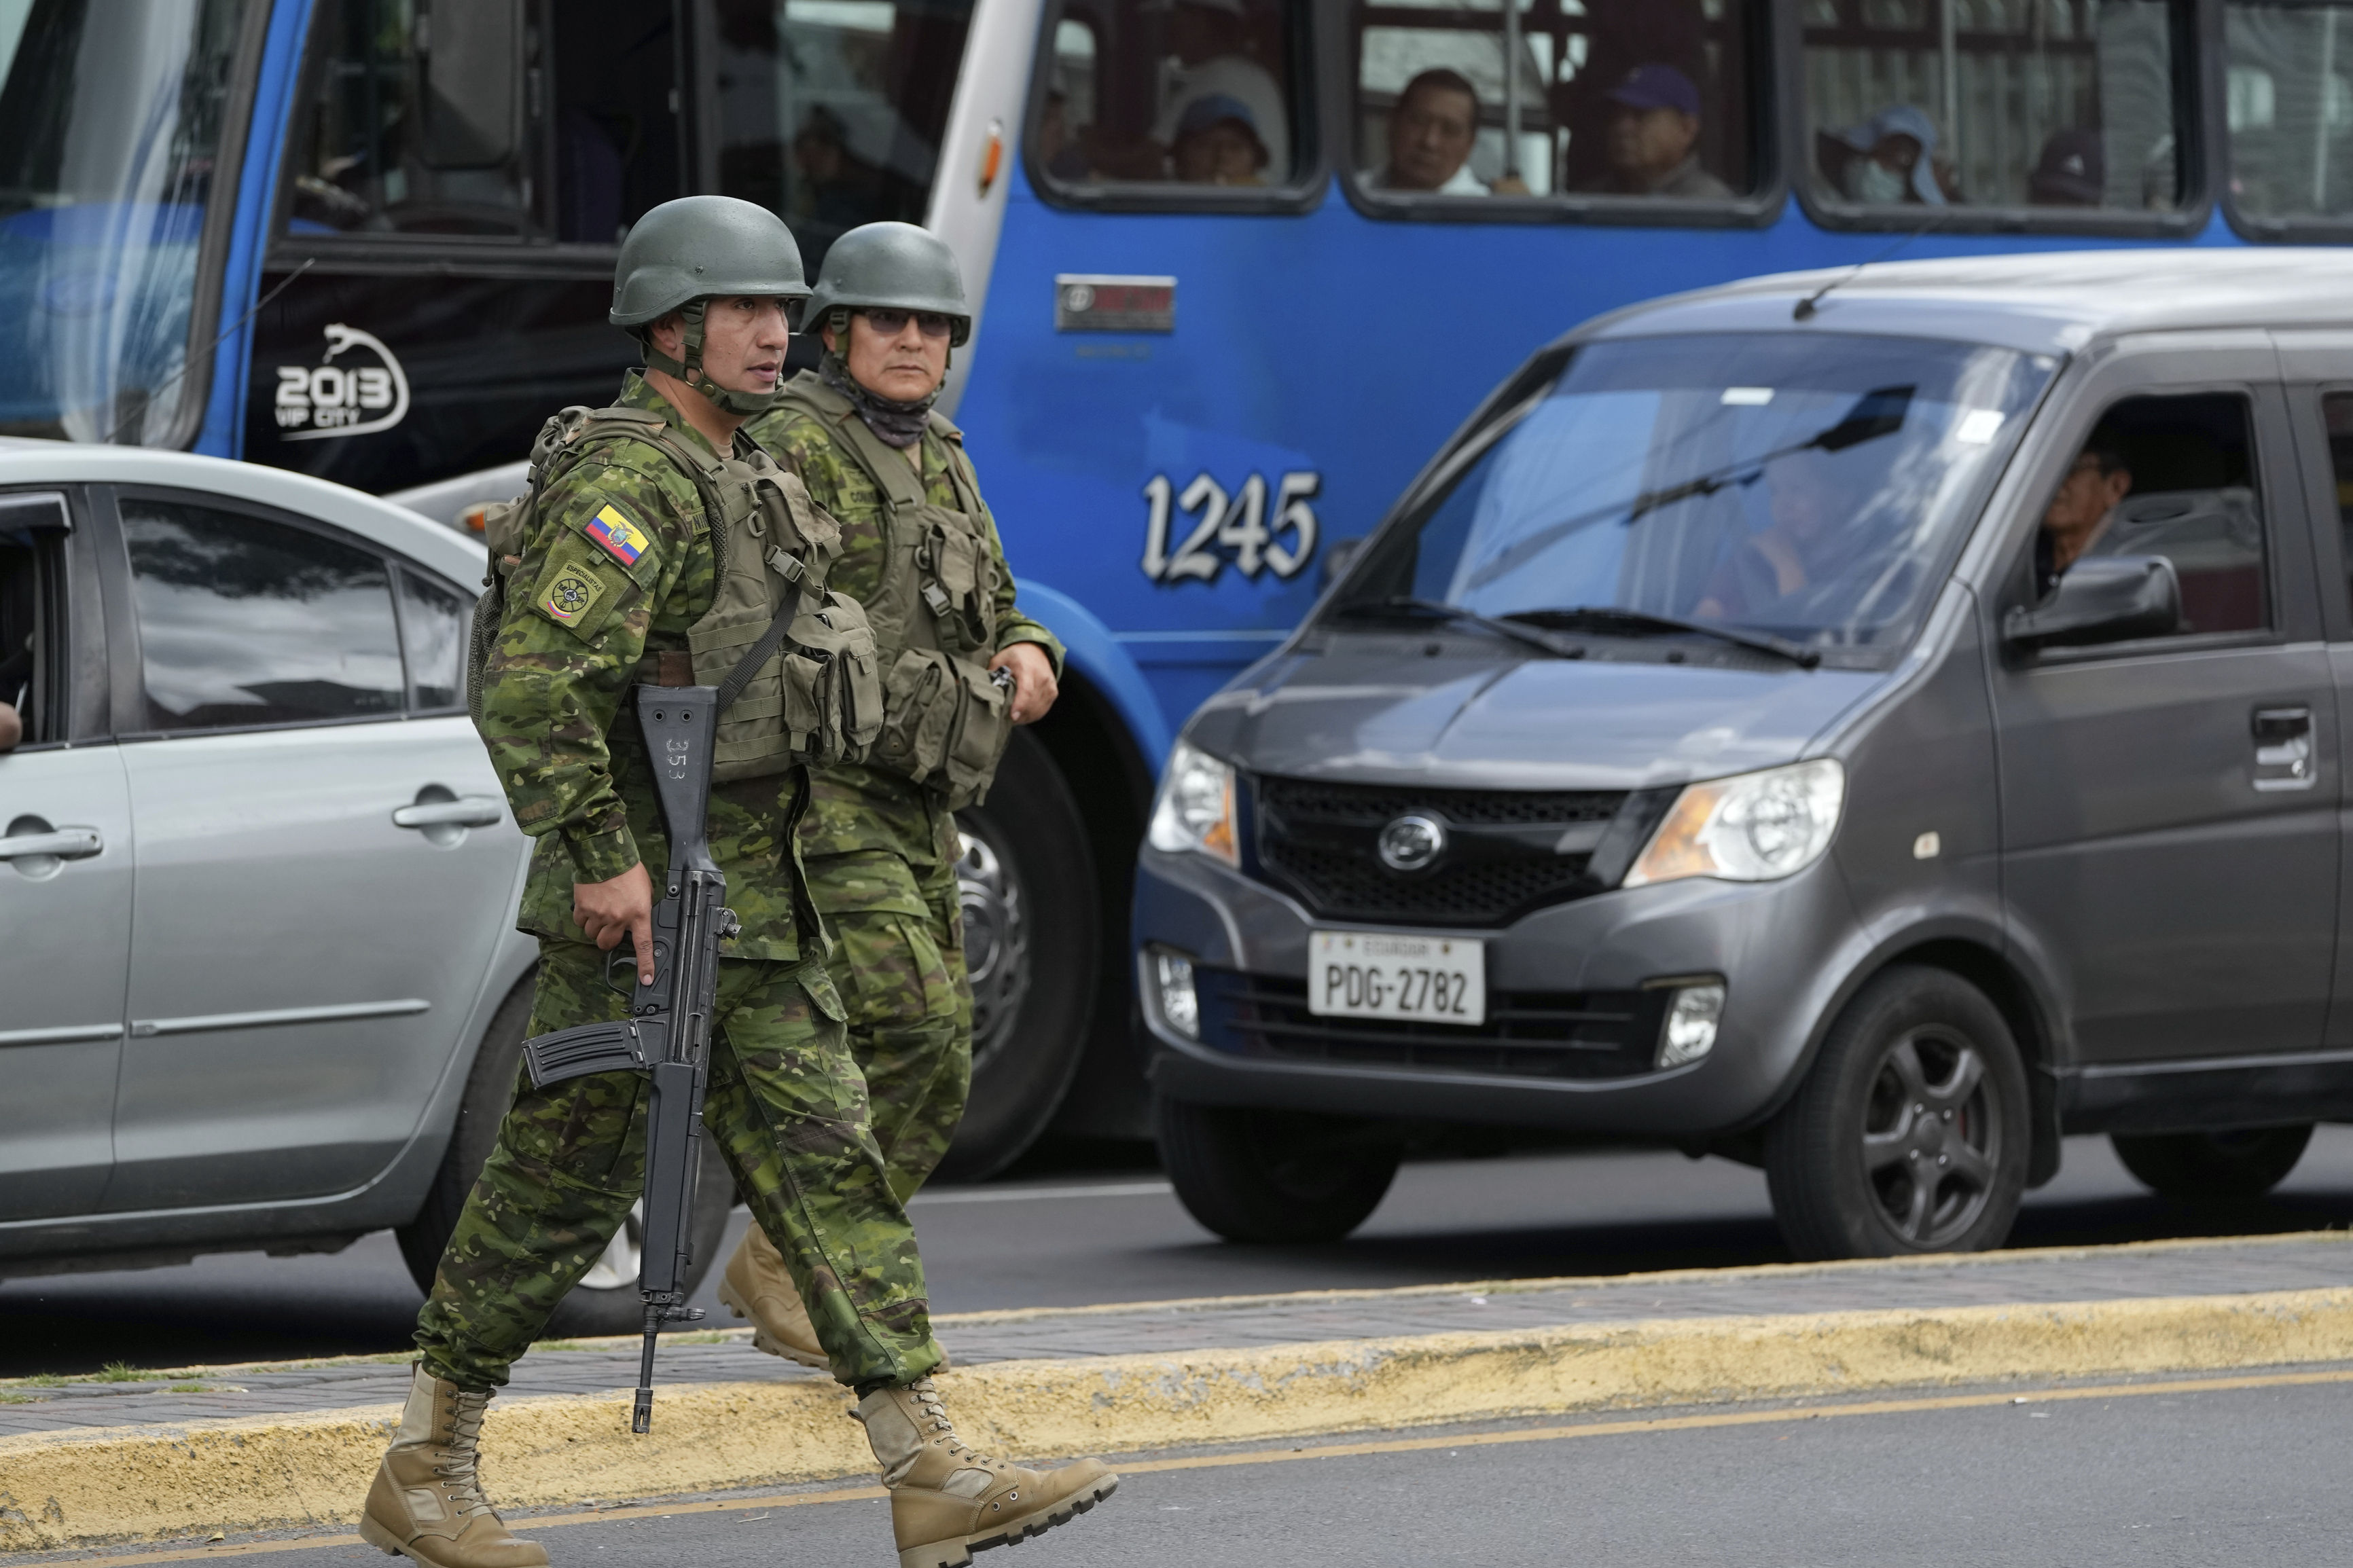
[2111,1125,2314,1203]
[1765,966,2030,1261]
[396,972,733,1336]
[1154,1097,1400,1244]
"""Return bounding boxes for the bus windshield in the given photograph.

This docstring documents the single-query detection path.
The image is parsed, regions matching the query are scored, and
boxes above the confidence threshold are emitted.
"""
[1329,333,2055,662]
[0,0,253,445]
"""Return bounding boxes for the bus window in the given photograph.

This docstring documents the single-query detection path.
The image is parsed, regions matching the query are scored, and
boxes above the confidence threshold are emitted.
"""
[283,1,680,244]
[2227,1,2353,227]
[709,0,976,269]
[1030,0,1306,190]
[1352,0,1759,204]
[1801,1,2188,218]
[283,1,538,238]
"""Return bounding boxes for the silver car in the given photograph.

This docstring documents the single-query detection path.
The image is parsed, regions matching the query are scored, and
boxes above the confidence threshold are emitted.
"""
[0,442,727,1329]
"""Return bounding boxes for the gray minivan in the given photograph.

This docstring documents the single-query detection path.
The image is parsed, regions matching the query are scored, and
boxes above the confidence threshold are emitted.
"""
[1133,251,2353,1260]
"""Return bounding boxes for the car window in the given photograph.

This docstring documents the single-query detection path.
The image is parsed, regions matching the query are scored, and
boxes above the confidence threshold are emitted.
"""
[2314,393,2353,617]
[1802,0,2189,217]
[1033,0,1304,192]
[0,496,65,745]
[1352,0,1759,203]
[709,0,979,270]
[120,496,406,731]
[2038,392,2269,637]
[397,567,468,712]
[2227,1,2353,225]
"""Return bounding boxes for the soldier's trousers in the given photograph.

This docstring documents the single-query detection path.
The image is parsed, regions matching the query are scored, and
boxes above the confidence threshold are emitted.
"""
[413,941,946,1391]
[808,847,971,1204]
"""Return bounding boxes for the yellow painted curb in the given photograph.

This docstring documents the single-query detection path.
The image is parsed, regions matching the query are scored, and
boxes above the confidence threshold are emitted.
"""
[6,1286,2353,1551]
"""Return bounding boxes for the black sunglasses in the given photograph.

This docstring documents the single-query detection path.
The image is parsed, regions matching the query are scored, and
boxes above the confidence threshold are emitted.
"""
[861,308,956,340]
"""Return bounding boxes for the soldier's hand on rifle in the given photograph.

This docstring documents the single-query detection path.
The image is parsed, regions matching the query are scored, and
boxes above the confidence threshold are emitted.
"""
[991,642,1058,725]
[577,862,658,986]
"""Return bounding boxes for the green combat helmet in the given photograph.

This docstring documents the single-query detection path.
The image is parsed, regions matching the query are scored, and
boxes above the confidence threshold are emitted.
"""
[805,221,972,348]
[611,194,811,416]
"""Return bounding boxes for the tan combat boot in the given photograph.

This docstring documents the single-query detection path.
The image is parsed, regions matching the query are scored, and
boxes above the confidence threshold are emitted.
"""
[854,1378,1117,1568]
[359,1366,548,1568]
[715,1223,828,1368]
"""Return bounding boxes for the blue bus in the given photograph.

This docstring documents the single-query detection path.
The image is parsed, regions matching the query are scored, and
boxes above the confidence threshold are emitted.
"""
[3,0,2339,1172]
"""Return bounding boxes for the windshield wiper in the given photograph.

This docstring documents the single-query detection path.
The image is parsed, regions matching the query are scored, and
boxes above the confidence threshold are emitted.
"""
[1331,597,1585,659]
[1503,606,1823,670]
[1462,385,1918,594]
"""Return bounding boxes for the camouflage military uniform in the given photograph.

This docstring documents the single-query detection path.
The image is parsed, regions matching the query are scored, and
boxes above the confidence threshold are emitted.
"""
[414,374,944,1391]
[747,388,1064,1199]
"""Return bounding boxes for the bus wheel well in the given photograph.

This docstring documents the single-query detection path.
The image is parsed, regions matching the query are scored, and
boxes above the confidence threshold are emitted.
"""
[1024,667,1156,1140]
[1880,939,2063,1189]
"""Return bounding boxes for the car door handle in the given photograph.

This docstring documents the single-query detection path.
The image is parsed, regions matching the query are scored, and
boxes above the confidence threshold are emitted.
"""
[392,798,503,829]
[2252,706,2315,790]
[0,826,103,859]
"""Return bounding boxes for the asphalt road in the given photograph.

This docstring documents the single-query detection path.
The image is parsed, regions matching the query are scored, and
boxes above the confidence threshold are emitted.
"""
[46,1368,2353,1568]
[8,1128,2353,1377]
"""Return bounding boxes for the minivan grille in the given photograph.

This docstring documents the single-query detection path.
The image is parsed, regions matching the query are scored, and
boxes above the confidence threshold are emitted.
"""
[1198,969,1666,1080]
[1253,776,1625,927]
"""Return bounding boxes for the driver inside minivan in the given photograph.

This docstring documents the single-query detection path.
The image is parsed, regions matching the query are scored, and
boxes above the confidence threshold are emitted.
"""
[2037,434,2136,586]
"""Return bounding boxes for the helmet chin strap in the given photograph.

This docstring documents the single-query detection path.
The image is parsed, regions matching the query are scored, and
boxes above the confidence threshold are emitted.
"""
[644,297,781,418]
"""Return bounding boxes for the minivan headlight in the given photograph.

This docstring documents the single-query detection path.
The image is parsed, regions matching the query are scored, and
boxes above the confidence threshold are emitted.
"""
[1623,759,1845,887]
[1147,740,1238,867]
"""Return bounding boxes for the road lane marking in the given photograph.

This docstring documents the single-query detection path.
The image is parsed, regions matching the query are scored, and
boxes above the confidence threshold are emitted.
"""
[51,1365,2353,1566]
[909,1181,1173,1205]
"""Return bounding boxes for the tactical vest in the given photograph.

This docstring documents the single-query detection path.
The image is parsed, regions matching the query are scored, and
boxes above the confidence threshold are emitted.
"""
[772,376,1012,808]
[467,403,882,784]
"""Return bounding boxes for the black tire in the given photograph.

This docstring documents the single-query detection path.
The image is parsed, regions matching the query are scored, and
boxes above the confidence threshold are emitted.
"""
[1154,1096,1401,1243]
[936,729,1101,1181]
[1765,966,2030,1261]
[2112,1125,2314,1203]
[395,972,733,1338]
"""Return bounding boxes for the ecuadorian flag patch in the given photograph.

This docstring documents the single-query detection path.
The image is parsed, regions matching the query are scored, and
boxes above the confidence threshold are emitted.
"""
[583,503,649,567]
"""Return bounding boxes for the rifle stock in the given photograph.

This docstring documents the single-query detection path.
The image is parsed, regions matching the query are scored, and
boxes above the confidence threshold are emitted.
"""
[513,683,738,1434]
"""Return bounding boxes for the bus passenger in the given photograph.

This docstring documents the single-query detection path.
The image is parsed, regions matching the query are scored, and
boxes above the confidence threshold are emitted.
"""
[2029,129,2104,207]
[1820,104,1960,205]
[1149,0,1291,177]
[1172,93,1270,183]
[1365,68,1526,196]
[1580,65,1730,199]
[726,232,1086,1568]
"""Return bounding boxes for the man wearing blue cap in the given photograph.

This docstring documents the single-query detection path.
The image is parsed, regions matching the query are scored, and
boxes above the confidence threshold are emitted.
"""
[1583,64,1729,200]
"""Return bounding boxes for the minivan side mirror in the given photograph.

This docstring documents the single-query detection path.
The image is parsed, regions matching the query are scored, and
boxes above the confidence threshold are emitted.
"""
[1321,537,1363,589]
[2002,553,2182,651]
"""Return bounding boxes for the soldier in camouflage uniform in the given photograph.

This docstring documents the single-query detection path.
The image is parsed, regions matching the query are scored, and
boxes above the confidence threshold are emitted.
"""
[360,198,1114,1568]
[717,223,1064,1366]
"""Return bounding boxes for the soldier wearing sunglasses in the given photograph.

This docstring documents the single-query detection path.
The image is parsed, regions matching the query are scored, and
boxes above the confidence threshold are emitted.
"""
[727,221,1066,1366]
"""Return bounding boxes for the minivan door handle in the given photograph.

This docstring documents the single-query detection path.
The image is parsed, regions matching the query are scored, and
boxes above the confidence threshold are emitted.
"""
[2252,706,2315,791]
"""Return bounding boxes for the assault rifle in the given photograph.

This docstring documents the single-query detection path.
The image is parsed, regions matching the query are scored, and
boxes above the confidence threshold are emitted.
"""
[519,685,736,1434]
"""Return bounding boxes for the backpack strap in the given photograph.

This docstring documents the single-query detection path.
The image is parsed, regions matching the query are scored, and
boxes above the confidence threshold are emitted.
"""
[776,374,929,511]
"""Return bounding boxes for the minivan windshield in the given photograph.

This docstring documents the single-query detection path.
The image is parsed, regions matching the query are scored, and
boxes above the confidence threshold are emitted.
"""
[1329,333,2055,663]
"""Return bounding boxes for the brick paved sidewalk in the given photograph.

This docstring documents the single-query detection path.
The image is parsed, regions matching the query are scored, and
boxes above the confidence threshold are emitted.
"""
[5,1230,2346,1438]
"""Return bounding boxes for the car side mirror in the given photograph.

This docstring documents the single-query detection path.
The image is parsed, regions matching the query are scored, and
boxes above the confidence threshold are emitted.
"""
[2003,553,2182,651]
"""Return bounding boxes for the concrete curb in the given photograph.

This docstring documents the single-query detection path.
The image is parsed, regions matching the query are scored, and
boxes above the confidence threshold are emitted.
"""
[7,1285,2353,1551]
